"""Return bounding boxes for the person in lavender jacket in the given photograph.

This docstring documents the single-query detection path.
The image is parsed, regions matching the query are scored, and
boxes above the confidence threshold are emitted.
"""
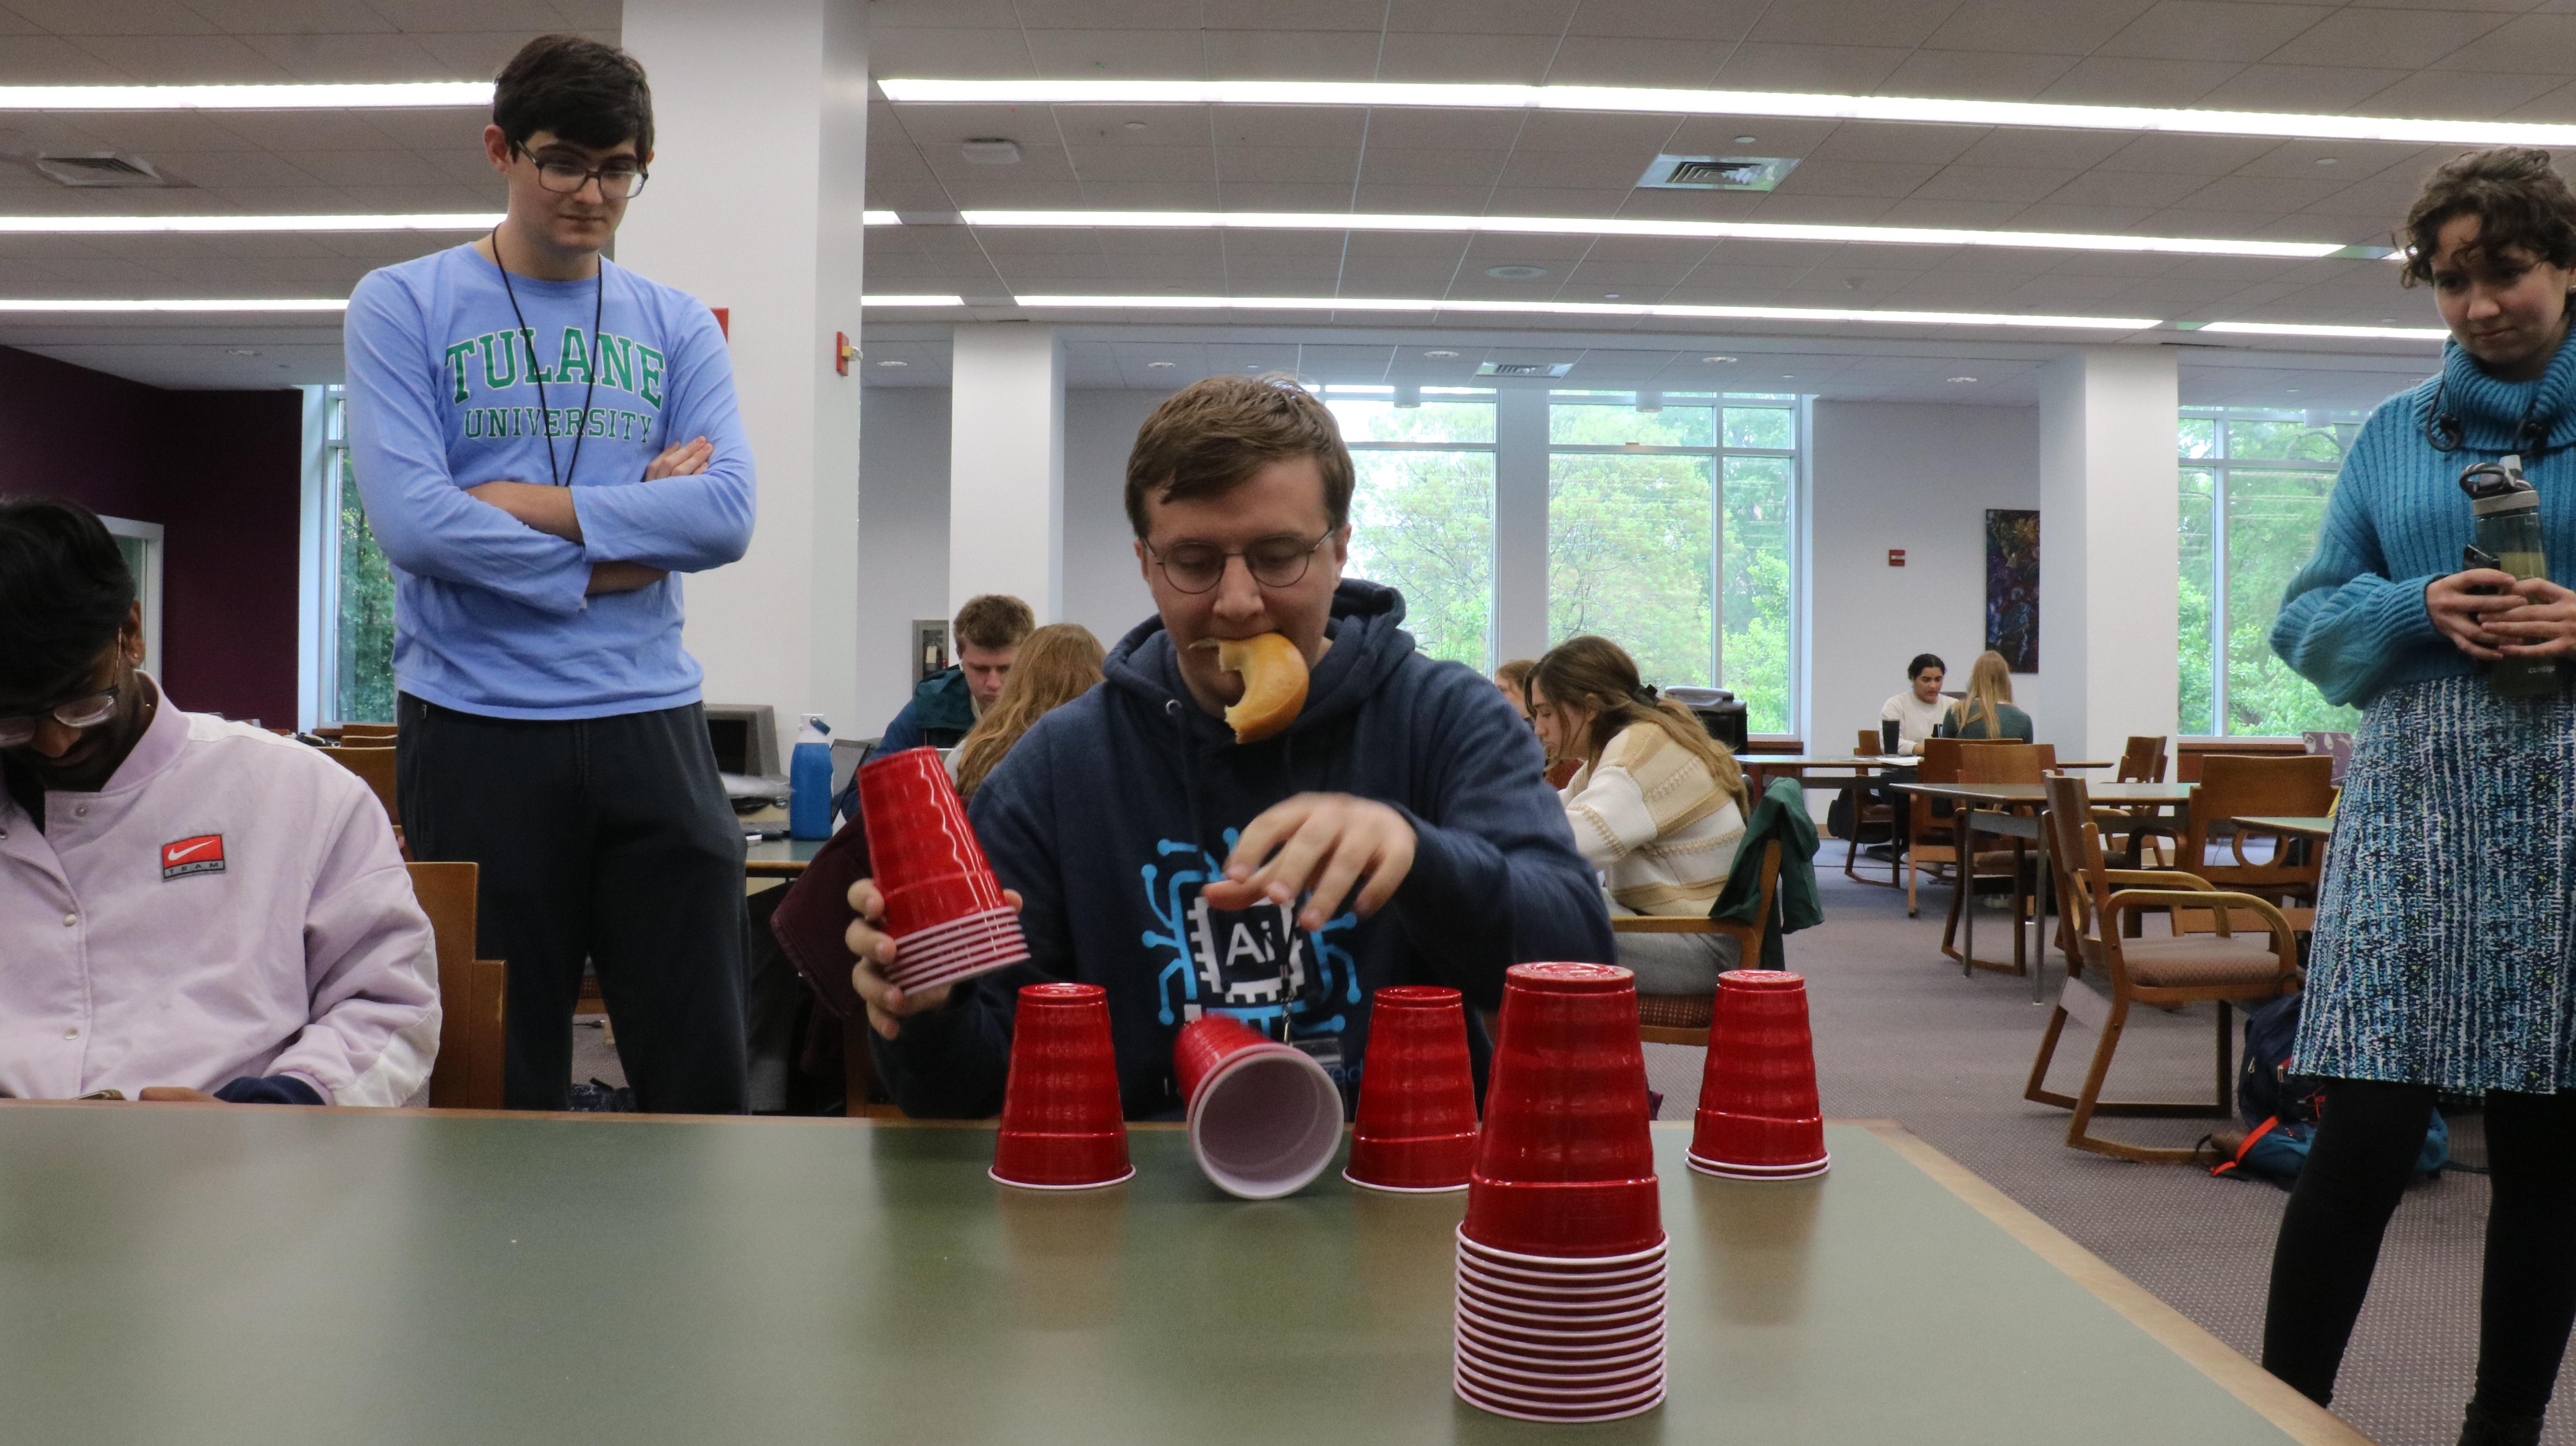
[0,498,440,1105]
[2263,148,2576,1446]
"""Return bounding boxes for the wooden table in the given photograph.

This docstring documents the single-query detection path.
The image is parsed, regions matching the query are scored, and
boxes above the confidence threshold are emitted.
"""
[2233,815,2333,843]
[0,1108,2351,1446]
[1895,781,2195,1002]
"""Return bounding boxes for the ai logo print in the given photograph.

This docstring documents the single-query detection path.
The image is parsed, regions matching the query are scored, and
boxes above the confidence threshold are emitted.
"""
[160,834,225,880]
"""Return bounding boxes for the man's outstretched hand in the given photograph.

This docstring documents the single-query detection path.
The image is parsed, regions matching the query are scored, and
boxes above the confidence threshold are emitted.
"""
[846,877,1024,1040]
[1203,792,1416,932]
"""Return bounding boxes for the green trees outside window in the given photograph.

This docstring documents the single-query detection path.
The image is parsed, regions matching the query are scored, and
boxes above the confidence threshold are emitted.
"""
[2176,409,2363,738]
[1331,394,1498,671]
[328,390,399,724]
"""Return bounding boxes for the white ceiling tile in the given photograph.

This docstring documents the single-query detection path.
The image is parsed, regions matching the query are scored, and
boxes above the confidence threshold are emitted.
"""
[2091,132,2281,176]
[1079,181,1227,208]
[2038,169,2211,210]
[1919,0,2158,55]
[1374,30,1563,84]
[1343,109,1524,151]
[870,27,1041,77]
[1493,148,1635,188]
[1804,123,1986,166]
[177,0,400,33]
[1061,143,1214,182]
[2500,77,2576,124]
[1217,182,1380,210]
[1343,231,1473,258]
[2265,7,2511,67]
[4,0,215,33]
[1543,36,1727,88]
[2191,63,2416,112]
[2427,14,2576,76]
[1197,27,1385,79]
[1212,0,1394,32]
[1871,197,2033,228]
[1000,0,1201,28]
[2033,55,2244,105]
[2167,173,2347,212]
[1769,158,1943,199]
[0,32,128,80]
[1708,43,1913,93]
[1211,145,1355,185]
[1353,146,1511,187]
[1875,49,2080,101]
[1747,0,1955,48]
[413,30,594,76]
[1560,0,1766,43]
[2092,1,2333,62]
[1914,164,2084,204]
[1385,0,1577,36]
[1024,28,1205,78]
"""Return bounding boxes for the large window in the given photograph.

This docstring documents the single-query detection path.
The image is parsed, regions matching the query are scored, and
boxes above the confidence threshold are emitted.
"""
[321,387,399,723]
[1547,393,1798,734]
[1326,387,1497,669]
[2177,408,2363,737]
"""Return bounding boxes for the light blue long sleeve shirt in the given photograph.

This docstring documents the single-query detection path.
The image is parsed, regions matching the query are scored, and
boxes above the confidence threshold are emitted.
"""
[2273,336,2576,710]
[344,243,755,719]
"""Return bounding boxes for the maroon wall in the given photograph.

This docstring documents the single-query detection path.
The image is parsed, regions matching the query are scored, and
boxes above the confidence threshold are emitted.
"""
[0,346,304,726]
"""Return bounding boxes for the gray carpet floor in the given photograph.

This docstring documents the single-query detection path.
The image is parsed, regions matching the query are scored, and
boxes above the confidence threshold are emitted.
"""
[573,858,2548,1445]
[1639,851,2538,1446]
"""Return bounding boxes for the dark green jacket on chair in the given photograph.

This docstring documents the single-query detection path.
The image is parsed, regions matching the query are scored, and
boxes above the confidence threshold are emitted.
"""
[1710,777,1823,970]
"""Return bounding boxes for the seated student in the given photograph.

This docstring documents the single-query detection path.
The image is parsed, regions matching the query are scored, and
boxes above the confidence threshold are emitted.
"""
[0,498,440,1104]
[1878,653,1946,756]
[1492,658,1537,724]
[947,623,1105,799]
[881,594,1034,753]
[1936,650,2034,742]
[1529,635,1750,995]
[843,374,1613,1117]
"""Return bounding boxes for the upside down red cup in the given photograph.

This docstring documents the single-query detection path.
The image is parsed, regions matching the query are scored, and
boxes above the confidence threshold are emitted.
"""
[1689,969,1829,1180]
[1174,1014,1344,1200]
[991,982,1134,1190]
[1345,985,1479,1193]
[880,869,1010,938]
[1462,963,1661,1258]
[857,747,996,887]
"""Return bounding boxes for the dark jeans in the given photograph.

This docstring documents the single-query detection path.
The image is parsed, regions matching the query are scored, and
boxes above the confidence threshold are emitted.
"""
[397,693,749,1114]
[2262,1078,2576,1421]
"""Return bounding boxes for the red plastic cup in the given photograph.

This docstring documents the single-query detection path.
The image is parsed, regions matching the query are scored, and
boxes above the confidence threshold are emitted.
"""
[1462,963,1661,1258]
[1688,969,1829,1180]
[1344,985,1478,1193]
[990,983,1134,1190]
[1173,1014,1345,1200]
[880,870,1009,938]
[857,747,995,887]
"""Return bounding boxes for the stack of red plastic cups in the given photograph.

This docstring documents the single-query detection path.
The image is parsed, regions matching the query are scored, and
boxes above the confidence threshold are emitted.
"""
[1686,969,1830,1182]
[990,983,1134,1190]
[1172,1014,1346,1200]
[1453,963,1666,1423]
[1344,985,1478,1194]
[857,747,1030,993]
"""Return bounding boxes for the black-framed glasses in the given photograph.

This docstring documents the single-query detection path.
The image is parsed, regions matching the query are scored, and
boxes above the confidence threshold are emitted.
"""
[0,685,118,748]
[1145,530,1332,594]
[516,146,649,198]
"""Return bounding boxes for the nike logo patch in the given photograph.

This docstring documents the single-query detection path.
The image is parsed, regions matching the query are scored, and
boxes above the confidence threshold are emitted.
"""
[161,834,225,879]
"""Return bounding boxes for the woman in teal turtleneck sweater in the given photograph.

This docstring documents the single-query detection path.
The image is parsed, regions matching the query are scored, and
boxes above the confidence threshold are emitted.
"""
[2264,148,2576,1446]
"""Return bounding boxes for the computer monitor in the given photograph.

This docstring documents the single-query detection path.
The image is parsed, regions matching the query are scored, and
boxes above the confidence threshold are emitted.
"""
[703,704,781,780]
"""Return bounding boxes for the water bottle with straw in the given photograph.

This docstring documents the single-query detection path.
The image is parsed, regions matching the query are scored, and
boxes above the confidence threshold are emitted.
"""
[2461,453,2564,698]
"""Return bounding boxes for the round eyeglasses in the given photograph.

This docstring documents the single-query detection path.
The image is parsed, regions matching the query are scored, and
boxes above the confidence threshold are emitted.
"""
[0,685,118,749]
[521,149,649,199]
[1144,531,1331,594]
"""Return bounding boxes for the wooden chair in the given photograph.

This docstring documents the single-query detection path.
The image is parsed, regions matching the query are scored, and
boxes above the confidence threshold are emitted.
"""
[1616,838,1785,1047]
[2093,735,2175,867]
[2174,754,2336,933]
[1841,728,1899,888]
[2024,775,2301,1163]
[339,722,398,741]
[407,861,508,1110]
[324,743,400,826]
[1941,743,2049,975]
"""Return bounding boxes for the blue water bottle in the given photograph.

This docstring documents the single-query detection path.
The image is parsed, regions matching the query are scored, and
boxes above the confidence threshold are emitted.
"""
[790,714,833,839]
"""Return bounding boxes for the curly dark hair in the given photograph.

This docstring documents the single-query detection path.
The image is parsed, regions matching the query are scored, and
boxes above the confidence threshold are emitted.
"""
[493,34,654,159]
[2399,147,2576,287]
[1124,374,1354,538]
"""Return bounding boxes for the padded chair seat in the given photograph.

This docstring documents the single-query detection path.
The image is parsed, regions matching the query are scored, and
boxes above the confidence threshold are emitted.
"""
[1637,993,1715,1030]
[2116,935,2285,988]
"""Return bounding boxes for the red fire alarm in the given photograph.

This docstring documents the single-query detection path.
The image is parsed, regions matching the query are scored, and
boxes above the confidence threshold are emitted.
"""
[835,331,854,376]
[1887,549,1906,567]
[710,306,729,339]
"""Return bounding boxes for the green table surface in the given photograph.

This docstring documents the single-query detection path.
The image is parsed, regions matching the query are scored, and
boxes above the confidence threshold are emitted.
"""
[0,1112,2332,1445]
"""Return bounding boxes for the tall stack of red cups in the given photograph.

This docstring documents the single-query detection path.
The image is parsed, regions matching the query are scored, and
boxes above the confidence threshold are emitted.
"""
[1453,963,1667,1422]
[1687,969,1830,1181]
[990,983,1134,1190]
[1172,1014,1346,1200]
[856,747,1030,993]
[1344,985,1478,1193]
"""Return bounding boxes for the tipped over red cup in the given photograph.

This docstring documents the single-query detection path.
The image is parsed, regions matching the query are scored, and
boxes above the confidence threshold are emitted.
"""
[990,982,1133,1190]
[1461,963,1661,1259]
[1687,969,1829,1181]
[857,747,1029,990]
[1174,1014,1345,1201]
[1344,985,1478,1193]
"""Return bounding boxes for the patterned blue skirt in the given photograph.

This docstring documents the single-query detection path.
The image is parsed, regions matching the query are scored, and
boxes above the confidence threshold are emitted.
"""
[2297,673,2576,1092]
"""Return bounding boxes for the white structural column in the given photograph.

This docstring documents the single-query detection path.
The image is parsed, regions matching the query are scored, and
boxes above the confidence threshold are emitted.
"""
[949,324,1066,620]
[615,0,867,735]
[1492,387,1551,667]
[2036,346,2181,762]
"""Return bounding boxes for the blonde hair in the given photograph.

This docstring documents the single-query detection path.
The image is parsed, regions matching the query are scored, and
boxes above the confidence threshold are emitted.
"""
[1533,635,1749,814]
[1949,650,2015,735]
[950,623,1106,798]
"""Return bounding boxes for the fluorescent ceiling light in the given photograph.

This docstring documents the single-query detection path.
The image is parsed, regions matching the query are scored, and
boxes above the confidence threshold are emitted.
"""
[864,210,902,225]
[0,82,489,110]
[1012,293,2158,331]
[2200,320,2446,340]
[0,298,348,311]
[882,78,2576,148]
[960,208,2340,259]
[861,294,965,306]
[0,213,501,234]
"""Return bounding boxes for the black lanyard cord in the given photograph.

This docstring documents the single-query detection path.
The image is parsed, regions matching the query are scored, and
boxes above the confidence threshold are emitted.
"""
[489,227,605,489]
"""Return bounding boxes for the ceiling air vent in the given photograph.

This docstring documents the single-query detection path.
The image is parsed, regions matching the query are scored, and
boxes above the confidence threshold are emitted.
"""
[35,152,171,188]
[1476,361,1573,378]
[1637,154,1796,191]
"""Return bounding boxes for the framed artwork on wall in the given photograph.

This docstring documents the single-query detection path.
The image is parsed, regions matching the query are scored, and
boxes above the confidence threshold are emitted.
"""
[1984,509,2039,673]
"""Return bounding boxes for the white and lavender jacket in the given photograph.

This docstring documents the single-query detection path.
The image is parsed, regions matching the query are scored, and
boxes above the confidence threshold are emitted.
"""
[0,682,440,1103]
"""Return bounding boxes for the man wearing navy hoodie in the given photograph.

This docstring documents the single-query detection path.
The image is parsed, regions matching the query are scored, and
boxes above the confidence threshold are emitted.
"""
[845,374,1612,1118]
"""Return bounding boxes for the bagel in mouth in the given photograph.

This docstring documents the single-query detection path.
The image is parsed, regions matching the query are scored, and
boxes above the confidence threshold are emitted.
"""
[1197,632,1310,744]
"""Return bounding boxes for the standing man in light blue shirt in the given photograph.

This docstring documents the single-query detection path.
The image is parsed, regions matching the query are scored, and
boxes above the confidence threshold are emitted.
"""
[344,34,755,1113]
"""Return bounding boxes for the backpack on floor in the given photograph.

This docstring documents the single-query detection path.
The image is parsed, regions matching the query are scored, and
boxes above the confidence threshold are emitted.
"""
[2213,993,2448,1187]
